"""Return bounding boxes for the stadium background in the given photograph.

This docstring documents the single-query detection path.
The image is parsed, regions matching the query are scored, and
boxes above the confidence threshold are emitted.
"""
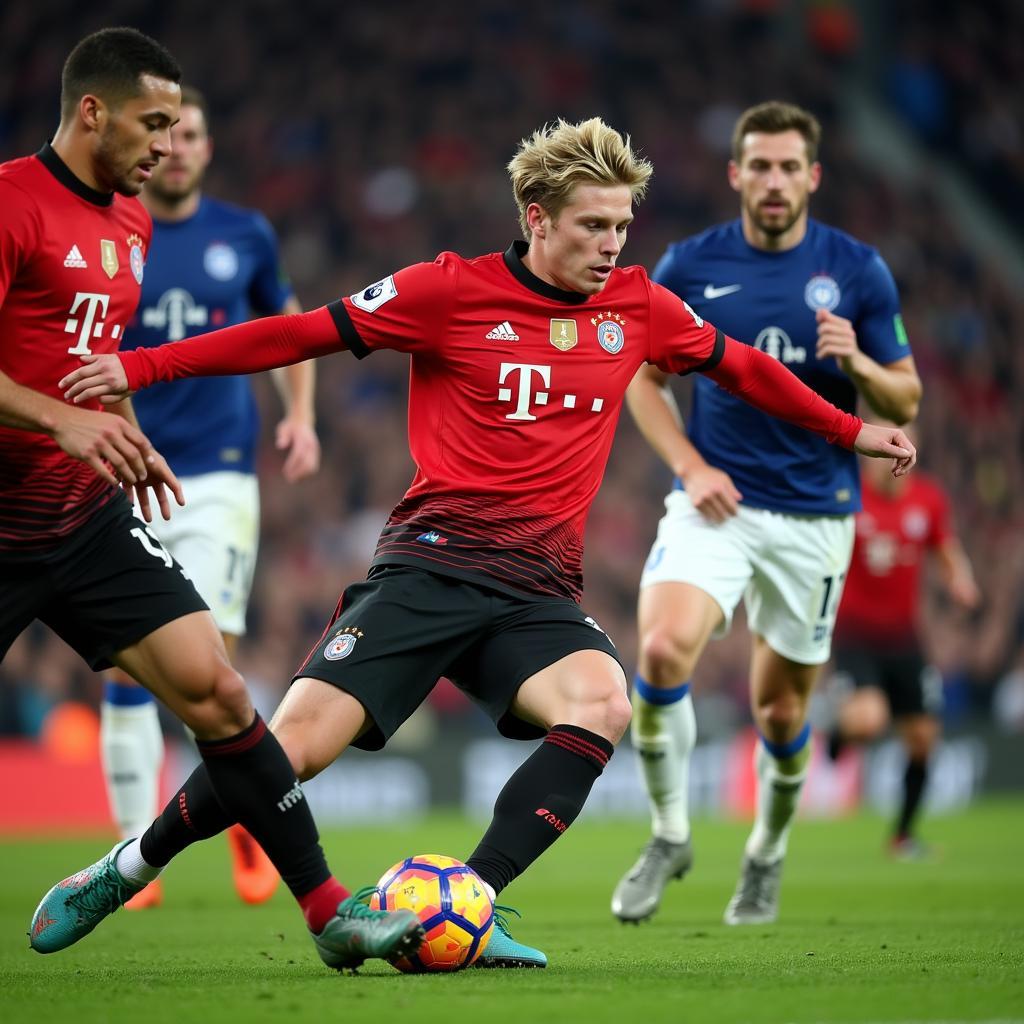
[1,0,1022,831]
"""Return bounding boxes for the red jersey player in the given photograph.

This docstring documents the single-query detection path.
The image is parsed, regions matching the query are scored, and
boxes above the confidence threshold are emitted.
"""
[13,28,421,971]
[55,116,916,966]
[829,447,979,857]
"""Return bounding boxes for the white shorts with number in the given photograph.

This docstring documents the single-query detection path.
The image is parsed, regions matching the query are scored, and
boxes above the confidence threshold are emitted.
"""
[137,471,260,637]
[640,489,855,665]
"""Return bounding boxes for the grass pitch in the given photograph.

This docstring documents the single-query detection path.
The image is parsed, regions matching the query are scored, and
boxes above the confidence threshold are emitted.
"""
[1,801,1022,1024]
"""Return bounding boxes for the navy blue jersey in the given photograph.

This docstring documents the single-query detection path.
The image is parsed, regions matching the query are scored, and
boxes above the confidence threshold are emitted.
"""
[123,196,293,475]
[654,218,909,515]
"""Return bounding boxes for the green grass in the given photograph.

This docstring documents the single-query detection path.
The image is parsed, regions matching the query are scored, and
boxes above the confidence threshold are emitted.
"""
[2,801,1023,1023]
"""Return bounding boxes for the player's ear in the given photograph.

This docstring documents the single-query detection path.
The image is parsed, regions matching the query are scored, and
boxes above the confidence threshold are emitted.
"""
[525,202,549,239]
[79,94,105,132]
[808,161,822,194]
[727,159,741,193]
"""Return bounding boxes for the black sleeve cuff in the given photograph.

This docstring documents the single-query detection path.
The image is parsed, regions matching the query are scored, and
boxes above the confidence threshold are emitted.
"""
[680,328,725,376]
[327,300,371,360]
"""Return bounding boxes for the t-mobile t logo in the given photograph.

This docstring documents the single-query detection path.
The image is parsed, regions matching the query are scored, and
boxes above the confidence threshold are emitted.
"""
[497,362,551,421]
[65,292,119,355]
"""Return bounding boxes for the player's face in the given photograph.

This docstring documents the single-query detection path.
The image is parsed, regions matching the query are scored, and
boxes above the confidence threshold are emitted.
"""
[524,183,634,296]
[95,75,180,196]
[729,129,821,249]
[147,104,212,203]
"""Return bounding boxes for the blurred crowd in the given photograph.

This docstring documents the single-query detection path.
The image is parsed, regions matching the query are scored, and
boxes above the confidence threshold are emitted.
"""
[2,0,1022,739]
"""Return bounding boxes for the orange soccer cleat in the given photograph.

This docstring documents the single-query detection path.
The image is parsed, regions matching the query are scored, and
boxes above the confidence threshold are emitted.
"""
[227,824,279,905]
[124,877,163,911]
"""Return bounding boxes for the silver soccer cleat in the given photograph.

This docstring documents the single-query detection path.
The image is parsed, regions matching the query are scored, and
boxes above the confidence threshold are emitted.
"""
[723,855,783,925]
[611,836,693,923]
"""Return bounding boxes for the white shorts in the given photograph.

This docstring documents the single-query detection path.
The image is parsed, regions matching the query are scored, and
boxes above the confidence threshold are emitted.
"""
[640,489,854,665]
[138,471,260,637]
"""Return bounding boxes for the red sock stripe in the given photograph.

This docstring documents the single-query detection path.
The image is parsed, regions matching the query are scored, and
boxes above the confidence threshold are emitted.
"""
[197,716,267,757]
[544,727,611,769]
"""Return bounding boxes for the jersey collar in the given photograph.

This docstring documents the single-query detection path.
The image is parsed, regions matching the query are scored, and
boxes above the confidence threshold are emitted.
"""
[503,240,590,305]
[36,143,114,208]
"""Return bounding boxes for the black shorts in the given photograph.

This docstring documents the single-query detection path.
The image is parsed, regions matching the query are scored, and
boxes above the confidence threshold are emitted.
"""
[295,566,623,750]
[832,643,944,718]
[0,495,208,671]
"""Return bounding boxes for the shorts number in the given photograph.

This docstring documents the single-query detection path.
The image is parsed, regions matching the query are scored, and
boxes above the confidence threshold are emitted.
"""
[226,545,252,584]
[813,572,847,644]
[131,526,173,567]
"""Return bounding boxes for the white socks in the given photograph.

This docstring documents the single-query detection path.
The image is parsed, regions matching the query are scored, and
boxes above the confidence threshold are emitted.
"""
[115,838,162,885]
[744,725,811,865]
[100,683,164,840]
[631,677,696,845]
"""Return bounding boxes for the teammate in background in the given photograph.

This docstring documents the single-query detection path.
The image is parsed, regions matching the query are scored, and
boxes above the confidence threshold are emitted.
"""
[53,116,915,967]
[611,101,922,927]
[8,27,421,970]
[102,85,320,911]
[828,447,979,859]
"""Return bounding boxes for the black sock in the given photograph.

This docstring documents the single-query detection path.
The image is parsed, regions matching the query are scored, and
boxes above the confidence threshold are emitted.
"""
[466,724,613,897]
[827,726,845,762]
[896,757,928,838]
[144,715,330,899]
[139,763,232,867]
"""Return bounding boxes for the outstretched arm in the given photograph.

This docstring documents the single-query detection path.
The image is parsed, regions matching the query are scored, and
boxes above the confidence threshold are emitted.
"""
[60,306,345,404]
[706,337,916,474]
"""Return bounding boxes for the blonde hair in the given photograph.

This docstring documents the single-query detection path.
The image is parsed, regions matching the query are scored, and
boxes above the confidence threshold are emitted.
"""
[508,117,653,238]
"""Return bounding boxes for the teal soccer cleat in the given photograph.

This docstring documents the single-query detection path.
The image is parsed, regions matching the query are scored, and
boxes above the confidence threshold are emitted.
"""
[29,840,143,953]
[311,886,425,971]
[473,905,547,968]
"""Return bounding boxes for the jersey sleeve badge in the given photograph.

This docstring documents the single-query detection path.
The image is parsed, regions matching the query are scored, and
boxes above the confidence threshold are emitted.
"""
[351,275,398,312]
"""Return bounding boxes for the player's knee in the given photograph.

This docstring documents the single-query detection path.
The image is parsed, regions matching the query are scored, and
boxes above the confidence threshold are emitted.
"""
[639,625,700,684]
[183,663,253,739]
[270,722,320,781]
[756,695,806,739]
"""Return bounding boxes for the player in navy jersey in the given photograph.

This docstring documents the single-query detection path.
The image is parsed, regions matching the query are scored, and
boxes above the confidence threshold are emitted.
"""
[101,86,320,911]
[11,28,422,971]
[55,116,915,966]
[611,102,923,927]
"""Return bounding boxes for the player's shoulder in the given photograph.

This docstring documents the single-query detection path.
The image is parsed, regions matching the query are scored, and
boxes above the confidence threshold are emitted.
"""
[668,220,739,259]
[0,154,44,201]
[906,470,946,504]
[197,194,272,232]
[808,218,882,269]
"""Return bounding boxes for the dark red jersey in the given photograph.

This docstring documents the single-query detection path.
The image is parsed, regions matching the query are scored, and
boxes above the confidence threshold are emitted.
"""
[0,145,151,552]
[836,472,952,644]
[122,242,861,602]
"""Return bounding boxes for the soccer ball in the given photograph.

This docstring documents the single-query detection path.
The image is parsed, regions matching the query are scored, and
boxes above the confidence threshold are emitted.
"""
[371,854,494,972]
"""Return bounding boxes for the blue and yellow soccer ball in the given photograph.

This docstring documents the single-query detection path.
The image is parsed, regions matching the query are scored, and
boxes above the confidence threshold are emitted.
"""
[371,854,494,972]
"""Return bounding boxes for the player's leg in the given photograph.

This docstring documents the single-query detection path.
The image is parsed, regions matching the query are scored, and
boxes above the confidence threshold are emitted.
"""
[725,512,854,925]
[29,509,422,966]
[611,581,719,921]
[613,489,750,922]
[890,655,943,858]
[825,645,889,760]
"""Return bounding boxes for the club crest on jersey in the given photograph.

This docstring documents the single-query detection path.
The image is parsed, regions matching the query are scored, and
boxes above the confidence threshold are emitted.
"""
[549,318,577,351]
[204,242,239,282]
[100,240,118,280]
[127,234,145,284]
[804,274,841,312]
[591,311,626,354]
[351,275,398,313]
[324,626,363,661]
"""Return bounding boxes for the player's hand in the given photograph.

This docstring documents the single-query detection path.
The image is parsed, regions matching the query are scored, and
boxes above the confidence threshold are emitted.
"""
[853,422,917,477]
[815,308,862,373]
[124,449,185,522]
[275,416,321,483]
[43,404,154,487]
[949,574,981,611]
[683,463,742,524]
[59,354,132,405]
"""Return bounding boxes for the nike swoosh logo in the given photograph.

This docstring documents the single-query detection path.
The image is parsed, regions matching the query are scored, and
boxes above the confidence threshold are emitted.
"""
[703,283,742,299]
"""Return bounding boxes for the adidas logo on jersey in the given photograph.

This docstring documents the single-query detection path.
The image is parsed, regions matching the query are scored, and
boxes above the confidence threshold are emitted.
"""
[486,320,520,341]
[63,245,87,269]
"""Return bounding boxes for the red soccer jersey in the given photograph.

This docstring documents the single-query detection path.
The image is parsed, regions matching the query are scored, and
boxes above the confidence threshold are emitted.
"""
[121,242,860,603]
[836,472,952,644]
[330,242,723,600]
[0,146,151,552]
